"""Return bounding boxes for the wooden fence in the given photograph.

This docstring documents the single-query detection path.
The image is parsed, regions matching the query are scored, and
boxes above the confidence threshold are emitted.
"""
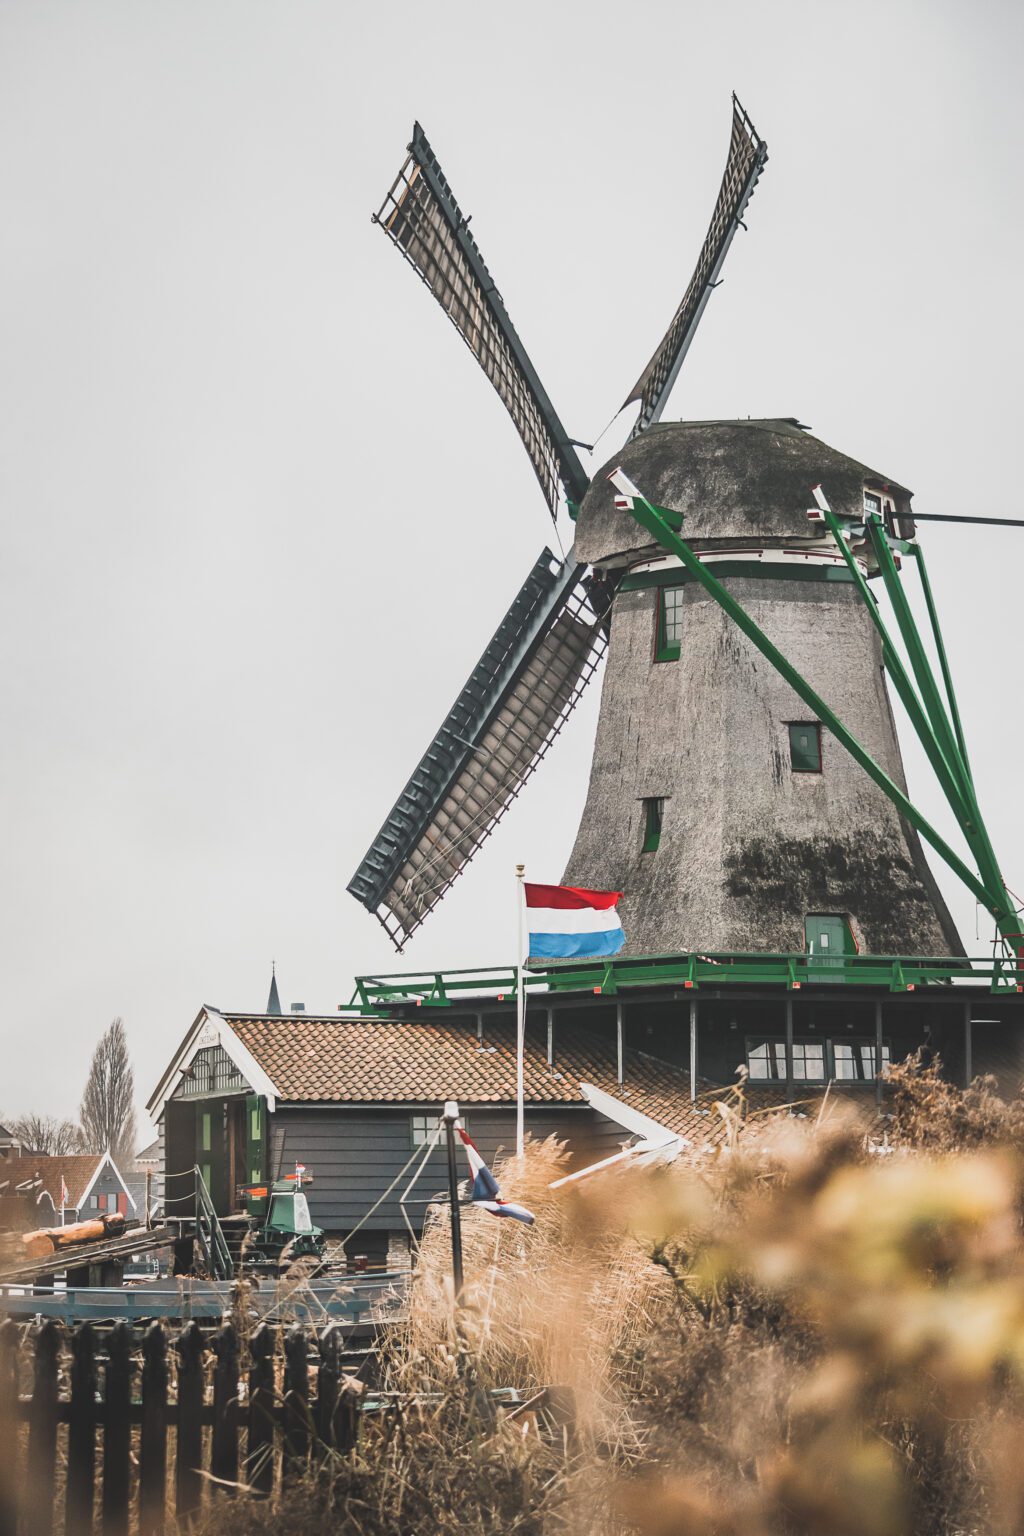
[0,1315,361,1536]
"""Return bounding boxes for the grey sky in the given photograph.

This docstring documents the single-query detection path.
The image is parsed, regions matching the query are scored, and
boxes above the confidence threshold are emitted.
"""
[2,0,1021,1135]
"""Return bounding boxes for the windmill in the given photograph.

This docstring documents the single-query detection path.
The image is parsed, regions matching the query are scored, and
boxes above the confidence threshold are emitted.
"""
[348,101,1018,971]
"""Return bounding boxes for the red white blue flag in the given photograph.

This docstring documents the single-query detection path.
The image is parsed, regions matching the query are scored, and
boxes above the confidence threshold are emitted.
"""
[458,1127,534,1224]
[525,883,625,959]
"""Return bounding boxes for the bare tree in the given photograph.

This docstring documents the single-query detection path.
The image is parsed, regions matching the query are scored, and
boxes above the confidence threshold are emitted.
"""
[79,1018,137,1164]
[7,1113,83,1156]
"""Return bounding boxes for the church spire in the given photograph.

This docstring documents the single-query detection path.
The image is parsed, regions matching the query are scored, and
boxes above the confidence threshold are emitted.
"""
[266,962,282,1016]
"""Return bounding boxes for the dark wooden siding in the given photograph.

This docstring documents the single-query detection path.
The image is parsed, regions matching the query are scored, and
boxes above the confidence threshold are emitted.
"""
[272,1105,626,1234]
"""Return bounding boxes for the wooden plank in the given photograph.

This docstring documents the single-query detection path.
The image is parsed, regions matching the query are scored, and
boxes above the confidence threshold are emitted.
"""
[246,1324,276,1497]
[101,1322,133,1536]
[0,1317,20,1536]
[138,1323,168,1536]
[27,1319,61,1536]
[65,1322,96,1536]
[282,1326,310,1483]
[174,1322,205,1519]
[210,1323,239,1494]
[314,1323,339,1453]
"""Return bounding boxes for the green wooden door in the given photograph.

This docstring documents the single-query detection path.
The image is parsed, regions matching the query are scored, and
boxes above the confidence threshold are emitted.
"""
[196,1108,213,1201]
[244,1095,267,1218]
[245,1095,265,1186]
[805,914,847,974]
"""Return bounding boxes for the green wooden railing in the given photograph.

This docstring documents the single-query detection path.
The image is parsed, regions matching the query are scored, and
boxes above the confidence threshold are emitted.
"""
[346,948,1021,1010]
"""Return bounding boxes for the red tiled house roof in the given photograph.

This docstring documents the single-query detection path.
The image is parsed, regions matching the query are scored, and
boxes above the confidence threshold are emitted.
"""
[225,1013,816,1145]
[6,1154,111,1210]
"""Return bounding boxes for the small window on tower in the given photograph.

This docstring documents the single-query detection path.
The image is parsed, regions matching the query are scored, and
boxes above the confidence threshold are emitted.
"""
[656,586,684,662]
[863,491,882,518]
[788,722,822,773]
[642,797,663,852]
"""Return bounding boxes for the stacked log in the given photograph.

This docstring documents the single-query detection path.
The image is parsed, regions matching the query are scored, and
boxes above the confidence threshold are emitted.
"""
[20,1211,126,1259]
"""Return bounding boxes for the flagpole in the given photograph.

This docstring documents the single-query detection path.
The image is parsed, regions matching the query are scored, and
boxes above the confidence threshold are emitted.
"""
[515,863,526,1157]
[443,1101,464,1301]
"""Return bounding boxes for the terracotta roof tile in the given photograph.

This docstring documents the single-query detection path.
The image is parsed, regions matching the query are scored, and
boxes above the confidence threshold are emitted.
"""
[225,1014,851,1146]
[5,1154,108,1209]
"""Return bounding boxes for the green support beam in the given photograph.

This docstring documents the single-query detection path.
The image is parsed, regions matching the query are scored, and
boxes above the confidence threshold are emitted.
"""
[908,542,972,780]
[820,504,974,829]
[862,513,1018,955]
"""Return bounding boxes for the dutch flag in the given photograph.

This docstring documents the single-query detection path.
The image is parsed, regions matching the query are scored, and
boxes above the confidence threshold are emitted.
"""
[458,1127,535,1224]
[525,882,626,960]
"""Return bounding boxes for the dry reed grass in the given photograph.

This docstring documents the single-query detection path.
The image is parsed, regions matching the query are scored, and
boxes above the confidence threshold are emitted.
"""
[183,1062,1024,1534]
[390,1136,674,1441]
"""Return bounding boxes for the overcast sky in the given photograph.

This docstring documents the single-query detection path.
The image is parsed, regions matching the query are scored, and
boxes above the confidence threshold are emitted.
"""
[2,0,1021,1137]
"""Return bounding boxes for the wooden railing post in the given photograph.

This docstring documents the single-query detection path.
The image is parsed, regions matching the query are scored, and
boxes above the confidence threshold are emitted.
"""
[174,1321,206,1520]
[0,1318,20,1536]
[210,1323,239,1494]
[139,1323,168,1536]
[282,1326,310,1482]
[102,1322,134,1536]
[65,1323,97,1536]
[26,1319,61,1536]
[246,1324,276,1498]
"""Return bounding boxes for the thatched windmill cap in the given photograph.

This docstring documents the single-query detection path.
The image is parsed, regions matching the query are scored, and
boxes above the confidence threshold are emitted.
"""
[575,418,913,566]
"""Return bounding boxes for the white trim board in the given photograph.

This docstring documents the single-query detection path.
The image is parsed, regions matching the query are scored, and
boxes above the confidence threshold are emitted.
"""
[147,1007,281,1121]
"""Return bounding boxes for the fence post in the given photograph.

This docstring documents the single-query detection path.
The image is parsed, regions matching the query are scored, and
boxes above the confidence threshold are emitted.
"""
[315,1324,340,1452]
[0,1318,20,1536]
[175,1321,206,1521]
[102,1321,134,1536]
[210,1323,239,1494]
[282,1326,310,1483]
[246,1324,276,1498]
[65,1323,97,1536]
[139,1323,168,1536]
[27,1318,61,1536]
[337,1380,361,1454]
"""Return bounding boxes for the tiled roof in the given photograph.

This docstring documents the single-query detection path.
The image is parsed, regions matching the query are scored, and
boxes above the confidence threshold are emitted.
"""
[5,1154,107,1209]
[225,1013,843,1144]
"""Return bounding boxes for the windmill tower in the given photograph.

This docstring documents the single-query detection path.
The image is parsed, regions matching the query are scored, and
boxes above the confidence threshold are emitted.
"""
[349,102,1013,967]
[564,420,962,957]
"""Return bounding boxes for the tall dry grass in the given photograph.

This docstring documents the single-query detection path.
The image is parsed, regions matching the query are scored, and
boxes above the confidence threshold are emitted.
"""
[390,1136,674,1440]
[185,1060,1024,1534]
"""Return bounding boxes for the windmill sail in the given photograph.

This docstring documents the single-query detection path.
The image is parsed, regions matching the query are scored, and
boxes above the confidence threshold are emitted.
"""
[375,123,590,519]
[347,551,607,950]
[623,96,768,437]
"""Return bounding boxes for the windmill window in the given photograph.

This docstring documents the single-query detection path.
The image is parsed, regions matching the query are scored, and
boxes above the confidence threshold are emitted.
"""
[746,1039,826,1082]
[864,491,882,518]
[788,722,822,773]
[656,586,684,662]
[834,1040,890,1081]
[642,797,663,853]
